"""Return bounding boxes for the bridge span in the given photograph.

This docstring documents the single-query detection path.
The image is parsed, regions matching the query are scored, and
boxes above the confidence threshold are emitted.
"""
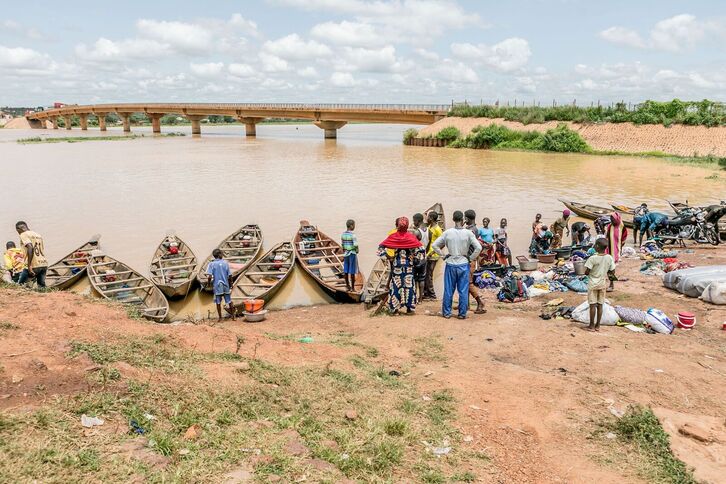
[25,103,449,138]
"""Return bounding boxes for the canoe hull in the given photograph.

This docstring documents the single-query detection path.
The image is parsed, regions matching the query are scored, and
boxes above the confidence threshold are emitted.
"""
[294,221,364,303]
[157,280,194,299]
[230,241,296,310]
[560,199,634,229]
[46,238,101,290]
[149,234,198,300]
[197,224,263,292]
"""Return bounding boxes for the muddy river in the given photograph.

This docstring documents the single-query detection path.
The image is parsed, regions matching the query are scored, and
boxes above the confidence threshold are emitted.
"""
[1,124,724,318]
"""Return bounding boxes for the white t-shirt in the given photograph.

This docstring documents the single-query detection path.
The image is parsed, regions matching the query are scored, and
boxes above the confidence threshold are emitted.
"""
[585,254,615,290]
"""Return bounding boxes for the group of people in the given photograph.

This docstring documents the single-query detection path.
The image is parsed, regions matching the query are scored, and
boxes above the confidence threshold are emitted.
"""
[343,206,632,323]
[3,221,48,288]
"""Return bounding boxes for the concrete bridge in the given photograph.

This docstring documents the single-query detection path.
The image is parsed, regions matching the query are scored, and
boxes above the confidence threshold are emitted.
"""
[25,103,449,138]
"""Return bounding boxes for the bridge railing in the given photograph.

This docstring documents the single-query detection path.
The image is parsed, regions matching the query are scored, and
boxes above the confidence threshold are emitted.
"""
[40,103,450,113]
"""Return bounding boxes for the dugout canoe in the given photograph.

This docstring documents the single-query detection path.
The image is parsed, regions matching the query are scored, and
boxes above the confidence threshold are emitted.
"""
[149,232,198,298]
[610,204,635,215]
[294,220,364,303]
[45,235,101,290]
[196,224,263,292]
[230,241,295,310]
[559,199,634,229]
[361,257,391,304]
[87,251,169,322]
[425,202,446,230]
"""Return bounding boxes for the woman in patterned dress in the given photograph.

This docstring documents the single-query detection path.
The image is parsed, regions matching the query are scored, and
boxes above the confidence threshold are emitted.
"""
[378,217,424,315]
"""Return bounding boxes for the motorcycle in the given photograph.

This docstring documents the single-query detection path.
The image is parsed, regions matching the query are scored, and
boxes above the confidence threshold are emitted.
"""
[656,208,719,246]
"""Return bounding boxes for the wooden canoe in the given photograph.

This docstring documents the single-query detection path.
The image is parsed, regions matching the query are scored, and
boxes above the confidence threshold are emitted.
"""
[294,220,364,303]
[196,224,263,292]
[230,241,295,309]
[45,235,101,290]
[149,232,198,298]
[425,202,446,230]
[610,204,635,215]
[559,199,634,229]
[87,251,169,322]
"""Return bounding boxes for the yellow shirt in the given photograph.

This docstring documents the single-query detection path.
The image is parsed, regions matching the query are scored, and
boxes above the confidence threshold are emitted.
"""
[385,228,396,257]
[4,248,27,273]
[426,225,444,259]
[19,230,48,269]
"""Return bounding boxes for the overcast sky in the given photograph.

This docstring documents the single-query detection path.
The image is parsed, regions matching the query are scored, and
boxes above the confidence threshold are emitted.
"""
[1,0,724,106]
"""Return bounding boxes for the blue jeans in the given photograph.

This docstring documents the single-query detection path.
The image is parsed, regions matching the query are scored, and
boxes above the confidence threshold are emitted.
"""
[442,263,470,317]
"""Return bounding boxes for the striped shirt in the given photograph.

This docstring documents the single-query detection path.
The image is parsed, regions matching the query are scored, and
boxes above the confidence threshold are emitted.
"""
[341,231,358,256]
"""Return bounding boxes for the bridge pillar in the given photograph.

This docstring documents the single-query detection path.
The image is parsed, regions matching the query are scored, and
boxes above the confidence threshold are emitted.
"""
[79,114,88,131]
[95,113,108,131]
[51,117,58,129]
[63,115,73,130]
[239,117,263,137]
[118,113,132,133]
[313,120,347,139]
[148,114,163,134]
[186,115,204,135]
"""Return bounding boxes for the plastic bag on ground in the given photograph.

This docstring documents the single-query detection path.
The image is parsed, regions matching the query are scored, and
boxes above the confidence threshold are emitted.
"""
[644,308,674,334]
[571,300,619,326]
[614,306,647,324]
[621,246,637,258]
[701,281,726,305]
[528,287,550,297]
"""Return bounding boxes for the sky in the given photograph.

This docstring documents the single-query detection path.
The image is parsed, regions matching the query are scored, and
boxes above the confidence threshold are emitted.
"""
[1,0,724,106]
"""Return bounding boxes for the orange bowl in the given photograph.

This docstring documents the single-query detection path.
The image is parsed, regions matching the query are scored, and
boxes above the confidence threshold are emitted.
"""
[244,299,265,313]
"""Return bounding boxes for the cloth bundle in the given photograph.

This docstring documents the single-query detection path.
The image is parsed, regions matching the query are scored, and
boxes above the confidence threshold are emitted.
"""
[614,306,648,325]
[473,270,500,290]
[640,260,666,276]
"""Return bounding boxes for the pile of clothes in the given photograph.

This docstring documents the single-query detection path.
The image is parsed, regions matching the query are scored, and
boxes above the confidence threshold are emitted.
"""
[640,240,678,259]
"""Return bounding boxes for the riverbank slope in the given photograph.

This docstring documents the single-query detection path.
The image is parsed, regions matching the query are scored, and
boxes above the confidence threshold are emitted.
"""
[418,117,726,157]
[1,244,725,482]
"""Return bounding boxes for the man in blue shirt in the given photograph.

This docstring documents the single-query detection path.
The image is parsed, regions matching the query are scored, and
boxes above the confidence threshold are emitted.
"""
[206,249,235,321]
[639,212,669,242]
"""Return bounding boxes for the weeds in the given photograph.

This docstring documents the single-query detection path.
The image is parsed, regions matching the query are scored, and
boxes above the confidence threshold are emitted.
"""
[17,135,139,144]
[449,99,726,127]
[412,335,446,361]
[605,406,696,484]
[402,128,418,144]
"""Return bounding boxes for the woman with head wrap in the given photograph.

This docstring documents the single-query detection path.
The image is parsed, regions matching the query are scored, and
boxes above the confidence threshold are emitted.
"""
[378,217,424,315]
[606,212,627,291]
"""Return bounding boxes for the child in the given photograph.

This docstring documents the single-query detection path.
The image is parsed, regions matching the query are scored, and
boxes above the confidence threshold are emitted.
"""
[206,249,235,322]
[4,241,28,284]
[341,219,359,292]
[584,238,616,332]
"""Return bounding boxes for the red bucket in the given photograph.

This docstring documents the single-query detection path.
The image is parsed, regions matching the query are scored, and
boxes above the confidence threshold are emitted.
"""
[676,311,695,329]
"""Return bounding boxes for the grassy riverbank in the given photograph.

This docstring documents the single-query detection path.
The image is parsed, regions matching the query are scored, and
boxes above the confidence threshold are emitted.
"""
[449,99,726,127]
[406,123,726,169]
[17,133,185,144]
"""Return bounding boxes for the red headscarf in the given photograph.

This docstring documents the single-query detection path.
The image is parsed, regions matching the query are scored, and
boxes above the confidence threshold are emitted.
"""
[379,216,422,249]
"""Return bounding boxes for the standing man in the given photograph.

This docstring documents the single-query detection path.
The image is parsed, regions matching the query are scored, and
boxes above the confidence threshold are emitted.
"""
[15,221,48,288]
[552,210,571,249]
[464,210,486,314]
[411,213,428,299]
[341,219,359,292]
[423,211,443,300]
[433,210,482,320]
[206,249,235,322]
[494,218,512,266]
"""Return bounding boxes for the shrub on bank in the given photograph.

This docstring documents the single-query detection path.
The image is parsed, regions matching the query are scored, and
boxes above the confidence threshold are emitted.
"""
[719,157,726,170]
[435,126,460,143]
[450,123,591,153]
[402,128,418,144]
[449,99,726,127]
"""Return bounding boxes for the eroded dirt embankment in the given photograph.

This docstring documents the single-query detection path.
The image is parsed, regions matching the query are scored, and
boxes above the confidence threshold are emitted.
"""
[418,117,726,157]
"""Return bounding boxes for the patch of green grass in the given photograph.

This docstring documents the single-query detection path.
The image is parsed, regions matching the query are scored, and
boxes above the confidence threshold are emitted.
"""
[0,321,20,331]
[452,471,477,482]
[606,406,696,484]
[412,335,446,361]
[383,418,408,436]
[17,135,140,144]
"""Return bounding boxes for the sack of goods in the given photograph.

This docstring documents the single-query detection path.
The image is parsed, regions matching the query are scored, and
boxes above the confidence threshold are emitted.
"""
[571,300,619,326]
[644,308,675,334]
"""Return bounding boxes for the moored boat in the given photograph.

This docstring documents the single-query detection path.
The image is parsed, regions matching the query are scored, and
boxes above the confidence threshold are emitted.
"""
[610,204,635,215]
[149,232,198,298]
[197,224,263,292]
[361,257,390,304]
[294,220,364,302]
[230,241,295,310]
[87,251,169,322]
[425,202,446,229]
[559,199,634,228]
[45,235,101,290]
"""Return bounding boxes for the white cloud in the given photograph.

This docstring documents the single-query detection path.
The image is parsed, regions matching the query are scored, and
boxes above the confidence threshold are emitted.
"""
[600,14,717,52]
[336,45,410,73]
[1,20,45,41]
[262,34,332,61]
[190,62,224,77]
[451,38,531,72]
[75,37,170,61]
[229,13,259,36]
[330,71,358,87]
[310,21,382,48]
[0,45,48,68]
[136,19,213,54]
[297,66,319,78]
[228,63,256,78]
[259,53,289,72]
[599,26,646,48]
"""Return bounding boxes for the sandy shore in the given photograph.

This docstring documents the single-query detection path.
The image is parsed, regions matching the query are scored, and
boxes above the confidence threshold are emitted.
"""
[1,243,725,482]
[418,117,726,157]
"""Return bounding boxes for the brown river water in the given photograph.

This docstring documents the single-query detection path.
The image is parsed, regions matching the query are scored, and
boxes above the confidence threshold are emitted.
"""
[1,124,724,319]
